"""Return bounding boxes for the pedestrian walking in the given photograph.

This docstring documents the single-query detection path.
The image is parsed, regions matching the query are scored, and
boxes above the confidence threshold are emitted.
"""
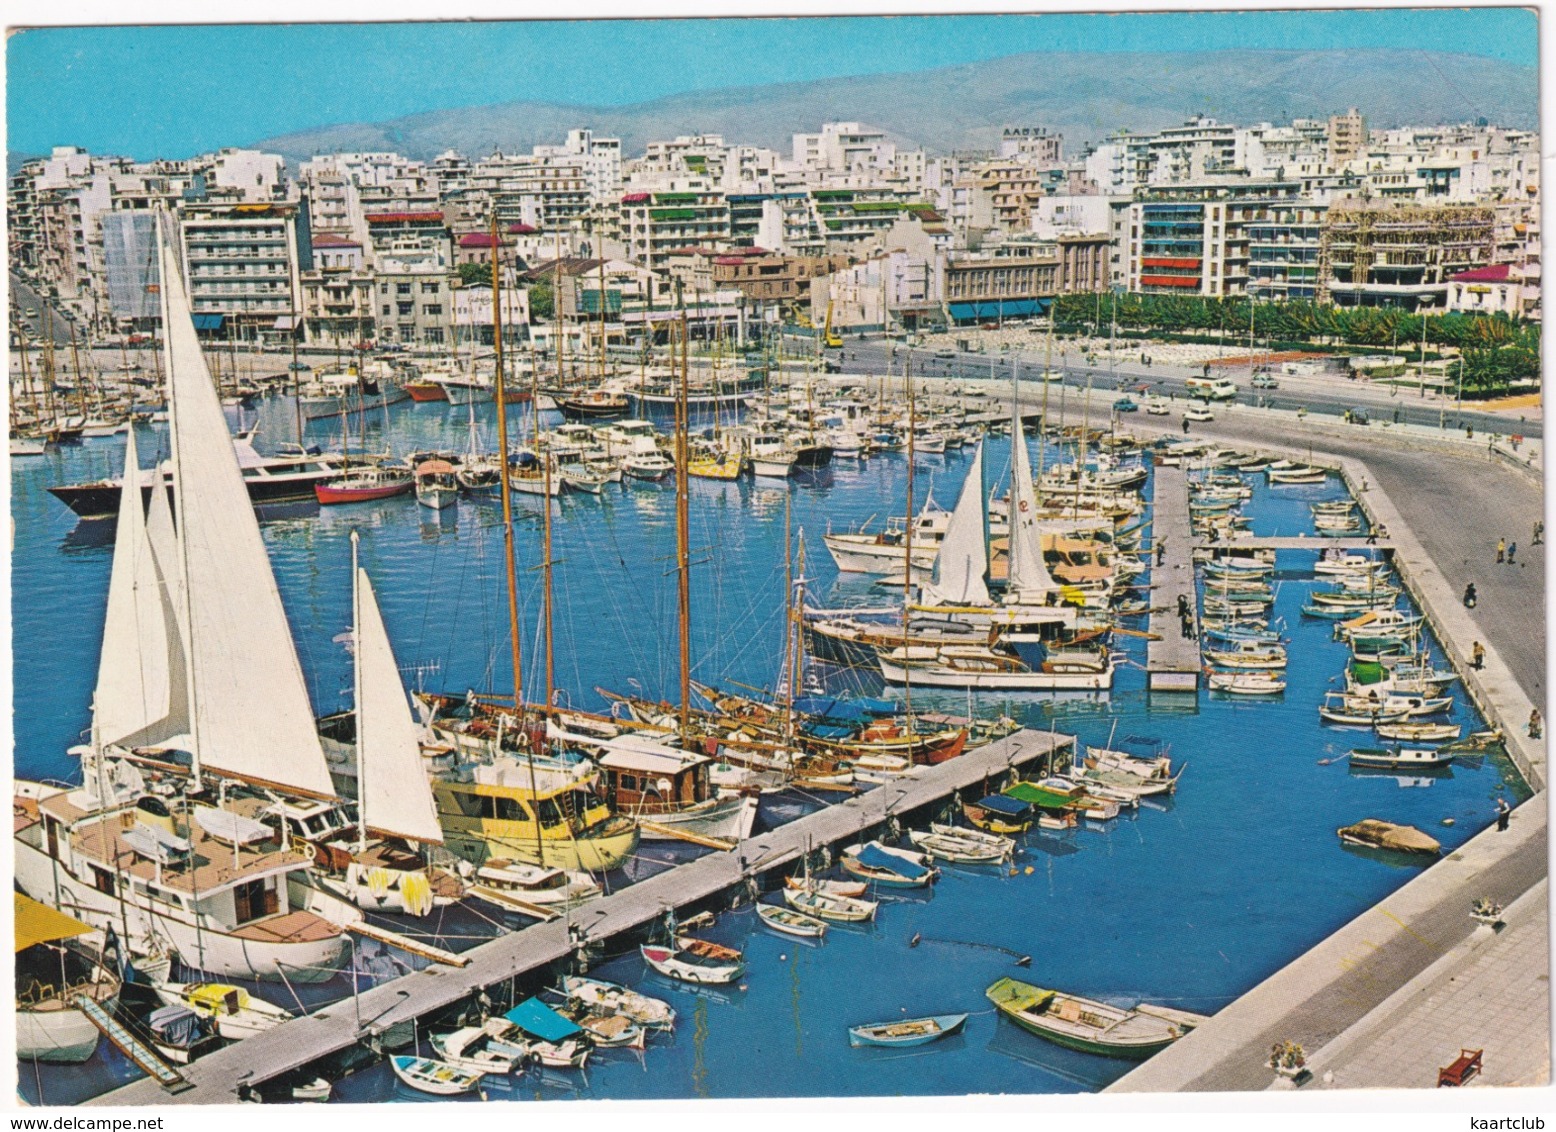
[1157,539,1167,567]
[1181,416,1190,435]
[1507,541,1517,565]
[1534,520,1544,545]
[1496,797,1511,832]
[1472,641,1485,670]
[1528,709,1542,739]
[1496,537,1506,563]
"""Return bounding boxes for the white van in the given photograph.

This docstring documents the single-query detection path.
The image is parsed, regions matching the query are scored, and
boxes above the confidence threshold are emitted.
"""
[1185,377,1238,401]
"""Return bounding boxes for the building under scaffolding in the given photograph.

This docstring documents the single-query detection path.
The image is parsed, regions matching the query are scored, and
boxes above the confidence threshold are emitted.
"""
[1319,198,1496,311]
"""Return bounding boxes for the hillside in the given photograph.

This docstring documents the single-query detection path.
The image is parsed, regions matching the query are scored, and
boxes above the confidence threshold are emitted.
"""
[253,47,1538,163]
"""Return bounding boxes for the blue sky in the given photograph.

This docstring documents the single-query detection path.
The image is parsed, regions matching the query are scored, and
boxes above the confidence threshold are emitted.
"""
[6,9,1539,159]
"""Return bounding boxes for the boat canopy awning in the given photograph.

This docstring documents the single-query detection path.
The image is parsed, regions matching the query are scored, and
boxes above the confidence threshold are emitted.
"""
[948,298,1050,323]
[191,314,225,331]
[975,794,1032,817]
[14,894,94,952]
[856,842,931,880]
[505,997,582,1042]
[597,733,709,774]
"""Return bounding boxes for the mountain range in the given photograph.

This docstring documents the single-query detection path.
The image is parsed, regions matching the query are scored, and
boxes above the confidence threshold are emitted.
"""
[252,47,1538,164]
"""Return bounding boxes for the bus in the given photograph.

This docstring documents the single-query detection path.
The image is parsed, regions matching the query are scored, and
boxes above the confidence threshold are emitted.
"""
[1184,377,1238,401]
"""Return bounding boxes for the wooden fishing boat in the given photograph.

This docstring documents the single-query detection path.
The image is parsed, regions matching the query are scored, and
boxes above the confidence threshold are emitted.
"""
[428,1024,526,1076]
[1375,721,1461,742]
[757,903,829,939]
[390,1054,484,1096]
[558,975,675,1031]
[985,977,1206,1059]
[848,1012,968,1048]
[557,390,630,420]
[552,1003,646,1049]
[14,896,120,1063]
[402,379,449,402]
[1202,644,1287,670]
[783,875,868,899]
[840,841,939,888]
[908,828,1012,864]
[640,938,745,984]
[1005,778,1119,821]
[493,999,592,1068]
[1347,746,1454,770]
[783,884,877,923]
[1336,819,1441,856]
[1267,467,1328,485]
[962,793,1034,834]
[414,459,460,510]
[315,466,414,505]
[153,981,292,1040]
[1318,692,1404,724]
[1208,670,1286,695]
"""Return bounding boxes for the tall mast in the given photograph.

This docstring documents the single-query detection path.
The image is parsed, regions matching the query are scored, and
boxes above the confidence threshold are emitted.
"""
[901,358,915,735]
[68,324,88,419]
[290,310,304,448]
[489,211,524,720]
[553,227,566,389]
[351,530,367,853]
[1037,321,1052,506]
[538,363,555,712]
[596,228,608,381]
[676,307,692,737]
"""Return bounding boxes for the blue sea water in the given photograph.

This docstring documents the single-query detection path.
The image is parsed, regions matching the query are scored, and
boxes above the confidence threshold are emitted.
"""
[11,395,1530,1104]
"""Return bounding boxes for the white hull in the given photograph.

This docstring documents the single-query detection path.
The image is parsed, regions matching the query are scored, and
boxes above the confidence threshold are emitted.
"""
[638,794,758,842]
[15,836,352,984]
[16,1007,102,1063]
[823,534,937,574]
[417,485,458,510]
[751,458,795,478]
[878,657,1113,690]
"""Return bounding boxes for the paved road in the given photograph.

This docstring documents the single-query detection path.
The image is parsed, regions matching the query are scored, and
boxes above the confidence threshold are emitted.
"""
[8,272,79,345]
[1124,410,1546,702]
[824,338,1543,440]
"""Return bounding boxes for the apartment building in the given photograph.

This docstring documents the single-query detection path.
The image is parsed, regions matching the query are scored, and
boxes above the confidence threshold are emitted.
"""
[177,201,309,341]
[998,127,1063,166]
[373,238,455,346]
[1319,198,1497,310]
[620,188,732,271]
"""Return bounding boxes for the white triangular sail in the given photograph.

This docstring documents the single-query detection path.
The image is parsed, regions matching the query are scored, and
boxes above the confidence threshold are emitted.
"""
[93,428,173,748]
[354,564,443,844]
[157,218,335,798]
[1006,417,1058,605]
[923,440,990,607]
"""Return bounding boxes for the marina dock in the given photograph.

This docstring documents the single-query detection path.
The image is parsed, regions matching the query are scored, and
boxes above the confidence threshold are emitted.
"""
[91,728,1072,1107]
[1146,466,1200,693]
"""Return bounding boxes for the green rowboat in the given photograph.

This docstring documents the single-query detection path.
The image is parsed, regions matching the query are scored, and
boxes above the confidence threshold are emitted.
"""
[984,977,1207,1060]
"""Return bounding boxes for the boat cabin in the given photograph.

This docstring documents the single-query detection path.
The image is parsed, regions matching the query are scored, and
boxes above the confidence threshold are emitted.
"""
[593,735,714,816]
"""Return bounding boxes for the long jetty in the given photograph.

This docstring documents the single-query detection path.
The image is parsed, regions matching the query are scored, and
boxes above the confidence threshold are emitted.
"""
[1146,466,1200,692]
[92,728,1072,1106]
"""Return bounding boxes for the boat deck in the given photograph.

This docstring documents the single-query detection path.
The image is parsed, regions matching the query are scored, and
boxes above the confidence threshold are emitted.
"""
[90,728,1071,1105]
[1146,466,1200,693]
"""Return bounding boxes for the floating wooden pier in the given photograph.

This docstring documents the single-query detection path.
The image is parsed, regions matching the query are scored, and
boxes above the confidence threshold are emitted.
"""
[91,727,1071,1107]
[1146,466,1201,693]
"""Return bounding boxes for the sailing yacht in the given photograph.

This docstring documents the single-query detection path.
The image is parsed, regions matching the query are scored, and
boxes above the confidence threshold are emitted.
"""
[14,221,361,983]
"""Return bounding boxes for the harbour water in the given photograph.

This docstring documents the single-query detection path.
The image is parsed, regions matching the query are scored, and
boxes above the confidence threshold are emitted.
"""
[12,393,1530,1103]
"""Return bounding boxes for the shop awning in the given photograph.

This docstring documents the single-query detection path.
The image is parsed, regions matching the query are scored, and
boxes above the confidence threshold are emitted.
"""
[192,314,225,331]
[14,894,94,952]
[274,315,296,330]
[948,298,1049,322]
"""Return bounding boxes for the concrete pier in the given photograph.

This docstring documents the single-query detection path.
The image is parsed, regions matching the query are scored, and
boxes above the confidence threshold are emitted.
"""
[91,728,1072,1107]
[1146,466,1200,693]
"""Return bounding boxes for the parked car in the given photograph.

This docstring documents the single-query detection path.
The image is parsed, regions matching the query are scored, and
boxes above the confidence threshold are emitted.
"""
[288,361,312,371]
[1251,373,1279,389]
[1144,399,1171,416]
[1184,405,1215,422]
[1112,397,1139,413]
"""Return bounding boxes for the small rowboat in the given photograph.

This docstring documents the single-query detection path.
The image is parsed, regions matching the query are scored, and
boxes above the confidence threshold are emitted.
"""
[1337,818,1441,856]
[558,976,675,1031]
[783,875,868,899]
[640,938,745,985]
[783,884,877,923]
[389,1054,483,1096]
[1348,746,1453,770]
[840,841,939,888]
[1376,721,1461,742]
[908,828,1012,864]
[928,822,1016,856]
[429,1025,526,1076]
[985,977,1206,1059]
[757,903,828,939]
[848,1012,968,1048]
[1207,671,1286,695]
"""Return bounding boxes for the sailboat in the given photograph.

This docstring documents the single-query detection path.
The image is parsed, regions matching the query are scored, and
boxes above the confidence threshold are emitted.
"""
[430,215,639,873]
[14,217,361,983]
[296,534,463,916]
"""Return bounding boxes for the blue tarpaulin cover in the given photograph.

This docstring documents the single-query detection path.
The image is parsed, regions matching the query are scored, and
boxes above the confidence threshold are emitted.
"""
[800,723,856,741]
[147,1004,203,1046]
[976,794,1032,817]
[856,842,931,879]
[505,997,582,1042]
[791,696,867,722]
